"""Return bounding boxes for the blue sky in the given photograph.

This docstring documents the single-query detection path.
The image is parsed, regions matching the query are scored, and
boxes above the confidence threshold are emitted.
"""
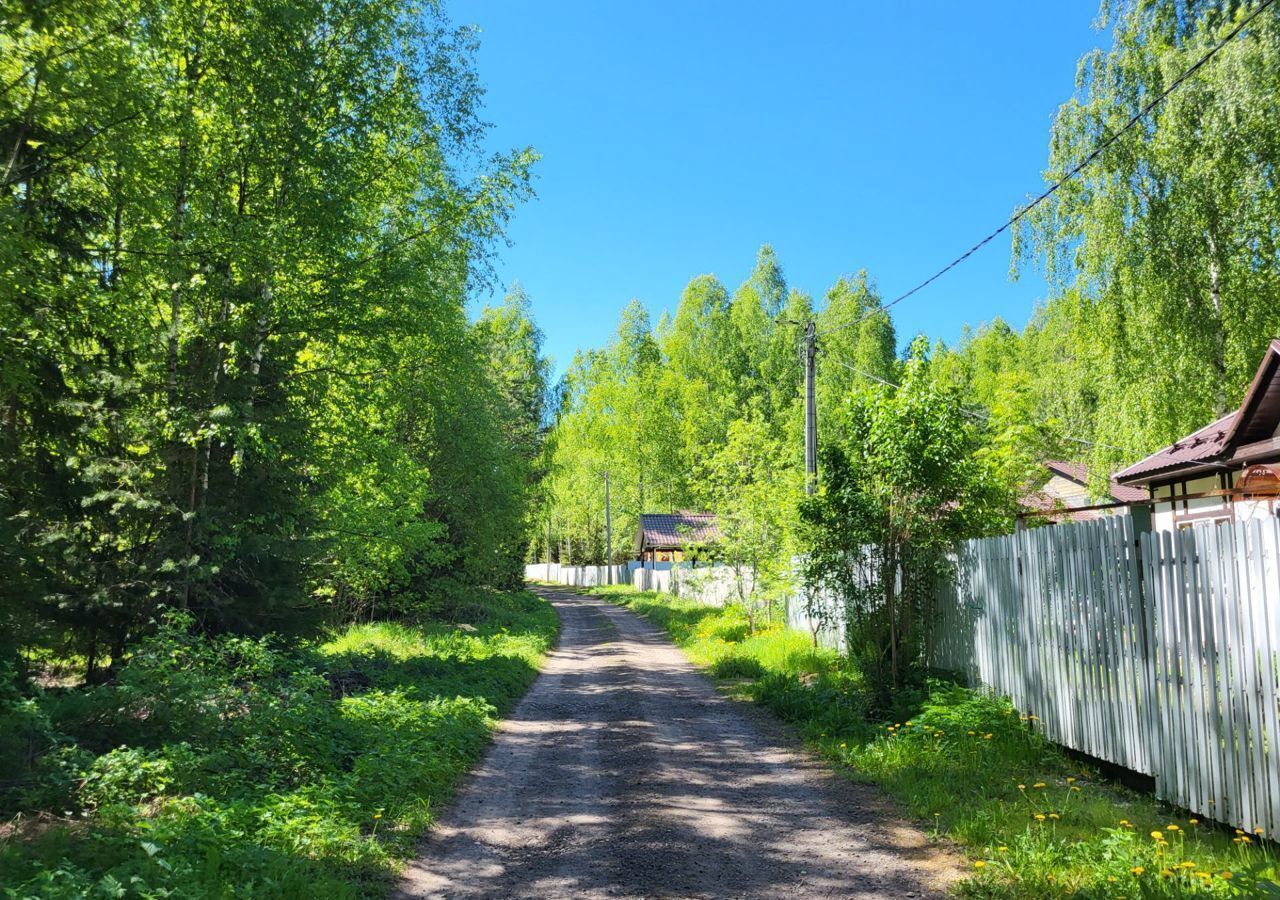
[457,0,1105,374]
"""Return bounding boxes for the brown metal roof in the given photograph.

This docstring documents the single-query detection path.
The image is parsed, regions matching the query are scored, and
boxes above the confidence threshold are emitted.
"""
[636,512,720,550]
[1115,339,1280,487]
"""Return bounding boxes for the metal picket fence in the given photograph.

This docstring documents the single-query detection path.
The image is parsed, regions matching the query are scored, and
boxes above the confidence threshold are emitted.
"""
[931,514,1280,839]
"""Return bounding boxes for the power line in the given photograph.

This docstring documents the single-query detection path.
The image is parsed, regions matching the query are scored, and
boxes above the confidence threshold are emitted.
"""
[817,0,1278,339]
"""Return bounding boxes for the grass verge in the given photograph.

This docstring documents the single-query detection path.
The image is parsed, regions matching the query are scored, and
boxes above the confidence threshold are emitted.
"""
[592,583,1276,899]
[0,589,557,898]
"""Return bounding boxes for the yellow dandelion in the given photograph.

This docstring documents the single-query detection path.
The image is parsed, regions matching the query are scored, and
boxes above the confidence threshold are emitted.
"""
[1049,813,1060,820]
[997,846,1008,853]
[1065,776,1076,783]
[1035,814,1046,821]
[1220,871,1233,880]
[1070,786,1081,792]
[1179,861,1196,869]
[1033,782,1046,789]
[1119,819,1131,827]
[1130,866,1145,876]
[1166,824,1180,831]
[984,733,993,739]
[973,860,986,869]
[1255,827,1265,835]
[1160,869,1174,878]
[1018,784,1027,790]
[1188,818,1198,825]
[1151,831,1166,841]
[1108,876,1117,883]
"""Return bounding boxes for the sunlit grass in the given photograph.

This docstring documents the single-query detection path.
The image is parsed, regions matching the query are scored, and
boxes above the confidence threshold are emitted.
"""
[0,590,557,898]
[599,584,1277,898]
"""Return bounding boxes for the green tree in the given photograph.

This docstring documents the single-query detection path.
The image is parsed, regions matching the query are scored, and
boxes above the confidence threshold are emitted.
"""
[800,339,1013,700]
[1017,0,1280,477]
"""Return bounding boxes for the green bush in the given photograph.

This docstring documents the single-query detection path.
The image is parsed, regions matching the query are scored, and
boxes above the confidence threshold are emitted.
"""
[709,654,767,679]
[0,590,557,898]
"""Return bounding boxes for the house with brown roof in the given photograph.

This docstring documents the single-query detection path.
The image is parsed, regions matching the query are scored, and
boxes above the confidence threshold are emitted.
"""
[634,511,719,566]
[1114,339,1280,531]
[1022,460,1147,522]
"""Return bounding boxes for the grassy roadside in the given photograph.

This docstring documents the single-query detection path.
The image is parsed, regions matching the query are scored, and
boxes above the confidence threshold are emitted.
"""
[0,589,557,899]
[589,584,1276,899]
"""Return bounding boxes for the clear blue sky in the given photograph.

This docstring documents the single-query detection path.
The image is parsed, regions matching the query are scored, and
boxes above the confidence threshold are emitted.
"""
[457,0,1105,375]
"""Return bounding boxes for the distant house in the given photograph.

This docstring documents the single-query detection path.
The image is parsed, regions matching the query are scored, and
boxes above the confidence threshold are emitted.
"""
[634,512,719,566]
[1021,460,1147,522]
[1114,339,1280,531]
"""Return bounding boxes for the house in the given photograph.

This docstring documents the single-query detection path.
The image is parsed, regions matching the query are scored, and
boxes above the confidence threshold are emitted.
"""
[1114,339,1280,531]
[1021,460,1147,522]
[634,511,719,566]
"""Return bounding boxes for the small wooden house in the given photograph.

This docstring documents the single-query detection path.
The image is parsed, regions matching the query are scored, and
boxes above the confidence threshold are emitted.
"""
[1021,460,1147,522]
[1114,339,1280,531]
[634,512,719,566]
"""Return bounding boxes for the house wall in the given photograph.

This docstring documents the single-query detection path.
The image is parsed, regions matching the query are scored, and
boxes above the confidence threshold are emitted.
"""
[1149,469,1280,531]
[1042,474,1090,507]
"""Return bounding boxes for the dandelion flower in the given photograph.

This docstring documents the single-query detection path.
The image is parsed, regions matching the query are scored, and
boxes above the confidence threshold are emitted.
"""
[1065,776,1076,783]
[1220,871,1233,880]
[1130,866,1145,876]
[1070,786,1081,792]
[1049,813,1060,820]
[1018,784,1027,790]
[973,860,986,869]
[1166,824,1180,831]
[1188,818,1198,825]
[1180,861,1196,869]
[1035,814,1046,821]
[997,846,1008,853]
[1033,782,1046,789]
[1151,831,1166,841]
[984,733,993,739]
[1255,827,1265,835]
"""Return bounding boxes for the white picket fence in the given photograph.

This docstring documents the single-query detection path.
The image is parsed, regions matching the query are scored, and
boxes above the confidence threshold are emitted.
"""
[929,515,1280,839]
[523,562,629,587]
[526,561,749,607]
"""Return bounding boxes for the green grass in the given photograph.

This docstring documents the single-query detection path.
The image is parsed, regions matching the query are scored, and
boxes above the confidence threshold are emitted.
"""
[596,584,1277,899]
[0,589,557,898]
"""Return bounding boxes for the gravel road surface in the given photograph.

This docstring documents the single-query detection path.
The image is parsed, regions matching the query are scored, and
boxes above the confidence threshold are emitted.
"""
[398,585,961,899]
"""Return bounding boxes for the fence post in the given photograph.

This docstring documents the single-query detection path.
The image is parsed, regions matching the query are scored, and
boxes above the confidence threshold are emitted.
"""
[1128,503,1160,778]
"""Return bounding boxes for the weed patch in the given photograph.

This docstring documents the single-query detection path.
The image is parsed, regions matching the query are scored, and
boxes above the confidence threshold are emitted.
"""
[0,590,556,898]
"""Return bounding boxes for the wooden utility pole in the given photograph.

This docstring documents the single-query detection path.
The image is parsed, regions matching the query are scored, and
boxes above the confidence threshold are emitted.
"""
[603,471,613,583]
[804,320,818,495]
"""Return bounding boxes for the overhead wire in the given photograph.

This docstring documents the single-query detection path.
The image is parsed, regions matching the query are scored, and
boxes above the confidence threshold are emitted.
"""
[815,0,1278,340]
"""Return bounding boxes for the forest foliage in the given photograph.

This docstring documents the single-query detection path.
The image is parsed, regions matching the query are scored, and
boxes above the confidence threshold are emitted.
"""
[1,0,550,675]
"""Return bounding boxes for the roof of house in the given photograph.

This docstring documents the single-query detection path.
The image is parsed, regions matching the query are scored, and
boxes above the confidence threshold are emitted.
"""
[1115,339,1280,487]
[1043,459,1149,503]
[636,512,720,549]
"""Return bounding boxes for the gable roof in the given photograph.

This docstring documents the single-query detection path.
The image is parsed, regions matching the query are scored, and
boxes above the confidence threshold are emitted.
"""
[636,512,719,550]
[1115,339,1280,487]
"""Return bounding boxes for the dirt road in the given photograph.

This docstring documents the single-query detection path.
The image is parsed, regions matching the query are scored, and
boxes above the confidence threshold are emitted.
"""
[398,586,961,899]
